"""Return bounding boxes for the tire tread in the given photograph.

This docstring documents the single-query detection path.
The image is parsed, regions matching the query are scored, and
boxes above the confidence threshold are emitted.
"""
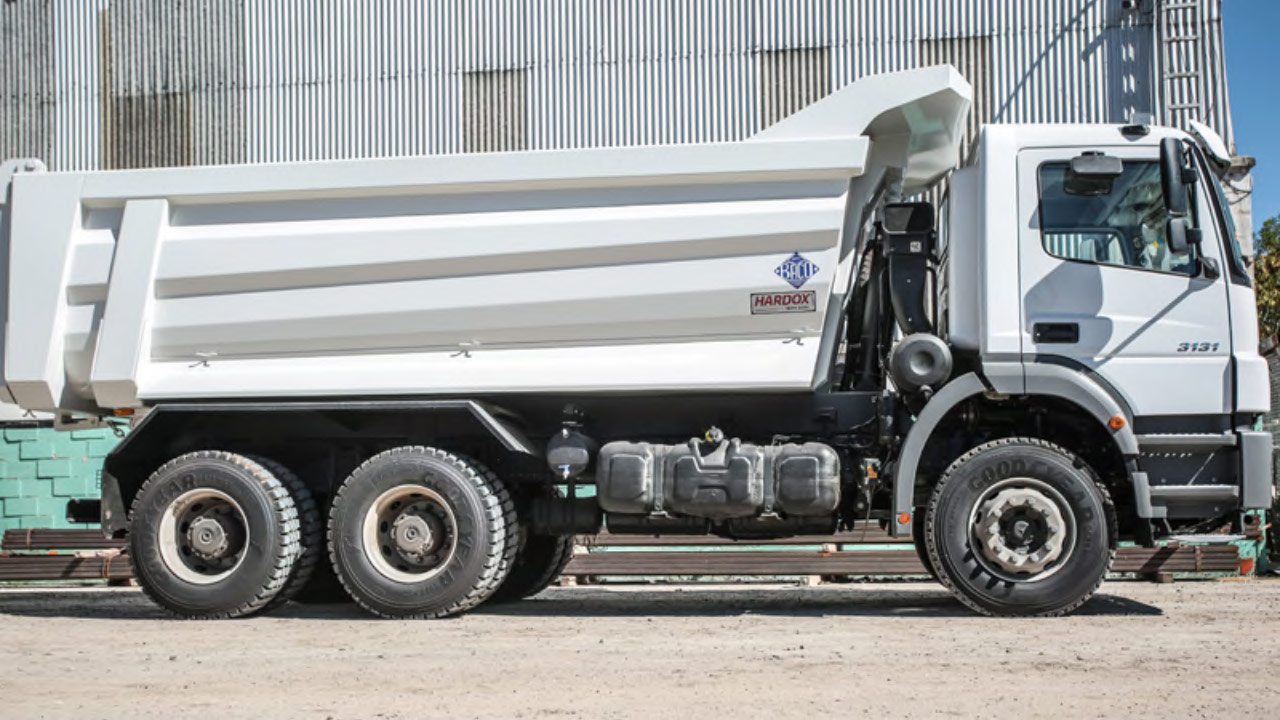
[128,451,301,619]
[326,446,517,619]
[923,437,1116,618]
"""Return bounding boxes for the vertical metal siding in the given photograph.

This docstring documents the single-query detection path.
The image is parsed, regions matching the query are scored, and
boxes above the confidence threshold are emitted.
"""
[0,0,1236,171]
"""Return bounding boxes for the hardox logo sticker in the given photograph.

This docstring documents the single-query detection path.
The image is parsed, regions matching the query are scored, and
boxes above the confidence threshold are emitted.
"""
[775,252,819,289]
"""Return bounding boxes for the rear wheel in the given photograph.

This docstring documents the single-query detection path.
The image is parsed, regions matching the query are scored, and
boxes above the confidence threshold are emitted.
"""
[128,451,301,618]
[925,438,1115,617]
[327,447,517,618]
[489,485,574,603]
[249,457,324,613]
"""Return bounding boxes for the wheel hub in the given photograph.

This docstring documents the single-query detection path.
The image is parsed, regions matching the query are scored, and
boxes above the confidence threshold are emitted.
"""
[188,516,231,558]
[158,488,250,586]
[974,486,1068,575]
[365,486,459,583]
[390,510,442,558]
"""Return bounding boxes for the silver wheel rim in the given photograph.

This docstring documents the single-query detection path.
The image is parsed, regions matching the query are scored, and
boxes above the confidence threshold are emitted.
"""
[362,485,458,584]
[969,477,1077,584]
[157,488,249,585]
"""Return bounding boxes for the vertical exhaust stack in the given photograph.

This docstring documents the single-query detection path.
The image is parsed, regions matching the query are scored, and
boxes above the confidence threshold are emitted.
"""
[880,202,952,397]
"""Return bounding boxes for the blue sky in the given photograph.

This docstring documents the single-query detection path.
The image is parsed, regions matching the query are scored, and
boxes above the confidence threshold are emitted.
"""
[1224,0,1280,229]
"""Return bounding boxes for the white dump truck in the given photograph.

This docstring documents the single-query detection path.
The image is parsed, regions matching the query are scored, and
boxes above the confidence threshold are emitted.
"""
[0,66,1271,618]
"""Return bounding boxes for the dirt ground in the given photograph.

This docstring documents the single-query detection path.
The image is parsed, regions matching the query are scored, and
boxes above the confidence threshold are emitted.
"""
[0,579,1277,719]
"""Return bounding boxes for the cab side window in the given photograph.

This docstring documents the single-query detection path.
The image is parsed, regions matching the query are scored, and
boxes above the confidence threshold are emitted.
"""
[1038,161,1195,276]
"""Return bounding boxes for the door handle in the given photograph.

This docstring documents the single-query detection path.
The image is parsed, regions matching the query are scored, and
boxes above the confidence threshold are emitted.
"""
[1033,323,1079,344]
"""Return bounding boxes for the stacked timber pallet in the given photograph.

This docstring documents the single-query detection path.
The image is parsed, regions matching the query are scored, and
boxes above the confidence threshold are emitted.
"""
[0,526,1247,584]
[0,528,131,582]
[561,526,1246,583]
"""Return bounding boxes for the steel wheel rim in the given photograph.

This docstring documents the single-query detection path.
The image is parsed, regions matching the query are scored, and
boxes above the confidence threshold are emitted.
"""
[157,488,249,585]
[362,484,458,584]
[968,477,1077,584]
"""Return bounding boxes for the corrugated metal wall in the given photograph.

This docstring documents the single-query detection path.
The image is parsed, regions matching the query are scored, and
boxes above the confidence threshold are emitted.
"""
[0,0,1235,169]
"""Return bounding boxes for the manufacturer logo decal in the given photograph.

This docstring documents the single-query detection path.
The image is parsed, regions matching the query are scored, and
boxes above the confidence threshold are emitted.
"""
[751,290,817,315]
[775,252,819,289]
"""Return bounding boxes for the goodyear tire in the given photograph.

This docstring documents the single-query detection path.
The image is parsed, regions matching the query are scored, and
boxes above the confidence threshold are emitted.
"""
[925,438,1116,617]
[128,451,301,619]
[488,485,574,603]
[249,457,324,613]
[911,512,939,582]
[328,447,517,618]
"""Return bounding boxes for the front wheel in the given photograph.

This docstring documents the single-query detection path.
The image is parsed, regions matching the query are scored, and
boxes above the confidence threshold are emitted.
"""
[925,438,1115,617]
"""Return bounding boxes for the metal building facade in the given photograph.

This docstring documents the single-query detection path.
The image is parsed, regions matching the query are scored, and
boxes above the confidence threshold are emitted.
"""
[2,0,1236,164]
[1,0,1248,241]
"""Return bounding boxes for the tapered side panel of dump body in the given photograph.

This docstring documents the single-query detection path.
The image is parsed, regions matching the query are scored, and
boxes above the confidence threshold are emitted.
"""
[2,65,970,416]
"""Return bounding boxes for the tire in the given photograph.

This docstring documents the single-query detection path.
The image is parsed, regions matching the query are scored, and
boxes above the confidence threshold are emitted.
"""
[911,512,939,582]
[127,451,301,619]
[291,561,353,605]
[327,447,517,619]
[489,485,574,603]
[249,457,324,613]
[924,438,1116,617]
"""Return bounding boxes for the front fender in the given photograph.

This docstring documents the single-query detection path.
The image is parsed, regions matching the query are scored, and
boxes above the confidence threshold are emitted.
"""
[889,366,1137,537]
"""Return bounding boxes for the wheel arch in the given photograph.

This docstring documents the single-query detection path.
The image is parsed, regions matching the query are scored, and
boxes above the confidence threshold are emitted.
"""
[891,369,1137,537]
[101,400,537,537]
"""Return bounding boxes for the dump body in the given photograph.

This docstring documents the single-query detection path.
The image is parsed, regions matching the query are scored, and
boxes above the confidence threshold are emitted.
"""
[1,66,970,416]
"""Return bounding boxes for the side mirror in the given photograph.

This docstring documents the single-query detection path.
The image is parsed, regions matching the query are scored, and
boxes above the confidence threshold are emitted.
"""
[1166,217,1190,255]
[1160,137,1190,217]
[1160,137,1202,258]
[1064,152,1123,196]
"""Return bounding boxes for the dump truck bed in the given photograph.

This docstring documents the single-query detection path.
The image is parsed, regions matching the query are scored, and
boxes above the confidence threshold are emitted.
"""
[0,66,969,415]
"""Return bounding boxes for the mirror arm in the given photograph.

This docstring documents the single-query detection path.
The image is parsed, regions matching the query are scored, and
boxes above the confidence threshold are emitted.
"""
[1198,256,1220,281]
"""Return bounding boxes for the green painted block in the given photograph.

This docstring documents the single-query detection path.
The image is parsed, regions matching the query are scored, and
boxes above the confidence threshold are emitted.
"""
[36,496,66,518]
[3,427,40,442]
[2,461,37,480]
[0,480,20,498]
[3,497,37,517]
[36,459,73,478]
[70,429,110,440]
[19,441,53,460]
[52,476,92,497]
[50,434,84,458]
[19,515,55,529]
[87,439,119,458]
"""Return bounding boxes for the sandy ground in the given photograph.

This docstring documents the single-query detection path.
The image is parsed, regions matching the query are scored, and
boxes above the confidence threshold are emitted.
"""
[0,580,1277,719]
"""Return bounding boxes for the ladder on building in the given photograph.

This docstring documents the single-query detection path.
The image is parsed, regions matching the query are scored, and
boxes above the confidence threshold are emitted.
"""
[1155,0,1208,130]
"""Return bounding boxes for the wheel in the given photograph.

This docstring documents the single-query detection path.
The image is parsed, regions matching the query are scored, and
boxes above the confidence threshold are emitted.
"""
[911,511,939,582]
[127,451,301,619]
[291,561,353,604]
[249,457,324,613]
[489,485,574,603]
[489,532,574,602]
[327,447,517,618]
[924,438,1116,617]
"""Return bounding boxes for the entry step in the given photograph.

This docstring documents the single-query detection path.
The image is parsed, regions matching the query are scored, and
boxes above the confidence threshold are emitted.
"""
[1136,433,1236,452]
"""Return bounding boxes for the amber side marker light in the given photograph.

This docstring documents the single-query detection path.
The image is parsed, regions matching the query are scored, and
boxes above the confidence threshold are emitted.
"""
[897,512,912,526]
[1108,415,1126,430]
[113,408,135,417]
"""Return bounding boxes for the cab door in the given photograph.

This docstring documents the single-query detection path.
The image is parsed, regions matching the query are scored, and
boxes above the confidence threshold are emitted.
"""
[1017,147,1233,417]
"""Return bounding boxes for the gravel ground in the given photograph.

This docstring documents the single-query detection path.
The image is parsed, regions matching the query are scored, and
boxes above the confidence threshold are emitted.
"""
[0,579,1277,719]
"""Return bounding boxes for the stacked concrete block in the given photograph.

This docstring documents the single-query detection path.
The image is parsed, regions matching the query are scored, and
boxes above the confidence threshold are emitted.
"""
[0,425,120,532]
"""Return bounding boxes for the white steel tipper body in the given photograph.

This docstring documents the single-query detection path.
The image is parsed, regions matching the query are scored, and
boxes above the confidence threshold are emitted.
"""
[0,66,1271,620]
[1,67,967,415]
